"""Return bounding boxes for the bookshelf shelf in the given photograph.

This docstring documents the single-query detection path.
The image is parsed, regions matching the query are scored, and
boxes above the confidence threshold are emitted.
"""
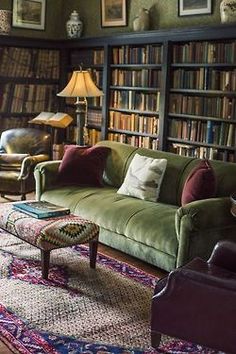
[168,112,236,123]
[110,107,159,116]
[167,137,236,150]
[110,64,162,69]
[110,86,160,92]
[108,128,158,138]
[170,89,236,96]
[172,63,236,68]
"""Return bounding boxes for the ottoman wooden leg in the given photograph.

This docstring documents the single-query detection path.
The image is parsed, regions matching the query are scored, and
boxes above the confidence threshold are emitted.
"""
[151,332,161,349]
[41,250,50,280]
[89,239,98,269]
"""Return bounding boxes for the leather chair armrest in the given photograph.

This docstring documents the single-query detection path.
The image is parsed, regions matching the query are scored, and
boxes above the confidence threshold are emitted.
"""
[153,259,236,300]
[0,153,29,164]
[18,154,50,180]
[208,240,236,272]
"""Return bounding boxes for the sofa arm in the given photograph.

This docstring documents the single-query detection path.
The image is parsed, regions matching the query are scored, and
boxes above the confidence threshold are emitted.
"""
[34,160,61,200]
[19,154,50,180]
[175,197,236,267]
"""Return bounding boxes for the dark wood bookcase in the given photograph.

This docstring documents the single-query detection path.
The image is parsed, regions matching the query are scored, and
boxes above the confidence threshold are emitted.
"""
[2,23,236,162]
[0,35,60,135]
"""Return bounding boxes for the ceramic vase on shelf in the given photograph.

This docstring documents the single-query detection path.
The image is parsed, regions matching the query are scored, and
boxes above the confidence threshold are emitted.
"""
[0,10,11,35]
[66,10,83,39]
[220,0,236,23]
[132,8,150,32]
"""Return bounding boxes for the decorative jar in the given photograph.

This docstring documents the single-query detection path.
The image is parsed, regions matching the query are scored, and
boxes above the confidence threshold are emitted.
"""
[66,10,83,39]
[133,8,150,32]
[220,0,236,23]
[0,10,11,35]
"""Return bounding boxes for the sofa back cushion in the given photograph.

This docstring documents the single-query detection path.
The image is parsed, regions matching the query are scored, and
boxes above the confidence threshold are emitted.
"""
[97,141,196,205]
[97,141,236,206]
[96,140,137,187]
[129,147,196,205]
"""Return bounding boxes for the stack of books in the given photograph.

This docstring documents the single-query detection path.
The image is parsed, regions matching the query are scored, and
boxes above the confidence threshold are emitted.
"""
[13,201,70,219]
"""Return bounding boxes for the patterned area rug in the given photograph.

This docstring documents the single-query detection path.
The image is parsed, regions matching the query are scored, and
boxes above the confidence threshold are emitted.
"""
[0,229,220,354]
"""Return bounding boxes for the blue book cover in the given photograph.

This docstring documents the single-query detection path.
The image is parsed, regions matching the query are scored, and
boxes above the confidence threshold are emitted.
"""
[13,201,70,219]
[206,121,213,144]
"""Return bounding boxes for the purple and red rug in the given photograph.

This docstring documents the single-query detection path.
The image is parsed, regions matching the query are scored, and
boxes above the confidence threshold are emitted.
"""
[0,229,221,354]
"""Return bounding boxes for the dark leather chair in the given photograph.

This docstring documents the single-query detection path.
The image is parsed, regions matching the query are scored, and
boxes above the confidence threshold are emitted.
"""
[151,240,236,354]
[0,128,51,200]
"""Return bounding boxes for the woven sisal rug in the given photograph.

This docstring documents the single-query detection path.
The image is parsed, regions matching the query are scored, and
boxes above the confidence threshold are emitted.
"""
[0,228,220,354]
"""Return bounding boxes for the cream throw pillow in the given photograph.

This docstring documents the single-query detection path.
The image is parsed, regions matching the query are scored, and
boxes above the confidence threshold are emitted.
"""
[117,153,167,202]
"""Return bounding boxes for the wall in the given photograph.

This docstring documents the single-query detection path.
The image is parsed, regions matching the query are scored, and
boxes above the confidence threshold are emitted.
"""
[0,0,223,39]
[0,0,63,39]
[63,0,222,38]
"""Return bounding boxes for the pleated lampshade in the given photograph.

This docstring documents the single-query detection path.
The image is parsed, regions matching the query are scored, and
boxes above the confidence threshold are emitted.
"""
[57,70,103,98]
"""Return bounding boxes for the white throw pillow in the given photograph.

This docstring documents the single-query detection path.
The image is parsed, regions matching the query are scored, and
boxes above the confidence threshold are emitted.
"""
[117,153,167,202]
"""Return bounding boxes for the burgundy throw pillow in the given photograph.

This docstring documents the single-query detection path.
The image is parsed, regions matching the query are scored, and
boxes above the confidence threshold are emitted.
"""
[57,145,110,187]
[181,160,216,206]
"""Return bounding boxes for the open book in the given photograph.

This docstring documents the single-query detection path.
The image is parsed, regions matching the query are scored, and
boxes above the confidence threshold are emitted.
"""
[29,112,73,128]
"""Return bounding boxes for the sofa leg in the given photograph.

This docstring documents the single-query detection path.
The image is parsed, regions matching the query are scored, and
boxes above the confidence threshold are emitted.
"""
[89,239,98,269]
[151,331,161,349]
[21,194,26,201]
[1,194,5,198]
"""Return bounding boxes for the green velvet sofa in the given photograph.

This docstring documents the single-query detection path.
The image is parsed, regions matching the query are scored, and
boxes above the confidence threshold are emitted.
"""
[34,140,236,272]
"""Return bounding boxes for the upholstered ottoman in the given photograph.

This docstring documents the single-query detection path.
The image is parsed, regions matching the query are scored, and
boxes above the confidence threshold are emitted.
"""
[0,203,99,279]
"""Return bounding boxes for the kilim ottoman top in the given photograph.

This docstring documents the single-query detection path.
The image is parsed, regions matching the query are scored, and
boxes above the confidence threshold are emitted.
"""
[0,202,99,279]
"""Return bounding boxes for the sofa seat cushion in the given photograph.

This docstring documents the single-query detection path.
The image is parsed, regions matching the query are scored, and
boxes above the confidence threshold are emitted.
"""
[41,186,178,258]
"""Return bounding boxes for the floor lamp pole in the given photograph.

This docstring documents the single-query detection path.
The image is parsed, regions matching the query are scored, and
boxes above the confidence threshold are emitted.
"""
[75,97,87,145]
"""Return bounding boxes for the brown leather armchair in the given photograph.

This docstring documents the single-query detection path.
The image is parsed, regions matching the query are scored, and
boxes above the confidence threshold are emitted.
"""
[151,240,236,354]
[0,128,51,200]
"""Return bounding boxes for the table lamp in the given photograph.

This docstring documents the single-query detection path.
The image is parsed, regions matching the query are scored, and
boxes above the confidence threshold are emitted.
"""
[57,69,103,145]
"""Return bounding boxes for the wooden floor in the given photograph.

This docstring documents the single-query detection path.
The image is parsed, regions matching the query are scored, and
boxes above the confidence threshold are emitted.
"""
[0,193,167,353]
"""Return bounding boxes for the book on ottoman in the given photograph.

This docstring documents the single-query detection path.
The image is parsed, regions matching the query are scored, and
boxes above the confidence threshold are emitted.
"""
[13,201,70,219]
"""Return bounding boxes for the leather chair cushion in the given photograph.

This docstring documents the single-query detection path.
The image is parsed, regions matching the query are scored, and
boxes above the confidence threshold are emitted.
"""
[0,153,29,170]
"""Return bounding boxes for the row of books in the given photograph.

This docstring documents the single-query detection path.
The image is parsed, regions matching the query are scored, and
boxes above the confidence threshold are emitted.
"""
[169,119,236,147]
[169,94,236,120]
[112,45,163,65]
[93,49,104,65]
[172,68,236,91]
[172,41,236,64]
[65,95,103,108]
[0,83,11,112]
[90,69,103,87]
[70,49,95,68]
[171,143,235,162]
[88,96,103,107]
[87,109,103,126]
[52,143,64,160]
[108,132,159,150]
[111,69,161,88]
[0,47,59,79]
[0,115,29,133]
[88,128,101,145]
[109,110,159,135]
[9,84,58,113]
[110,90,160,112]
